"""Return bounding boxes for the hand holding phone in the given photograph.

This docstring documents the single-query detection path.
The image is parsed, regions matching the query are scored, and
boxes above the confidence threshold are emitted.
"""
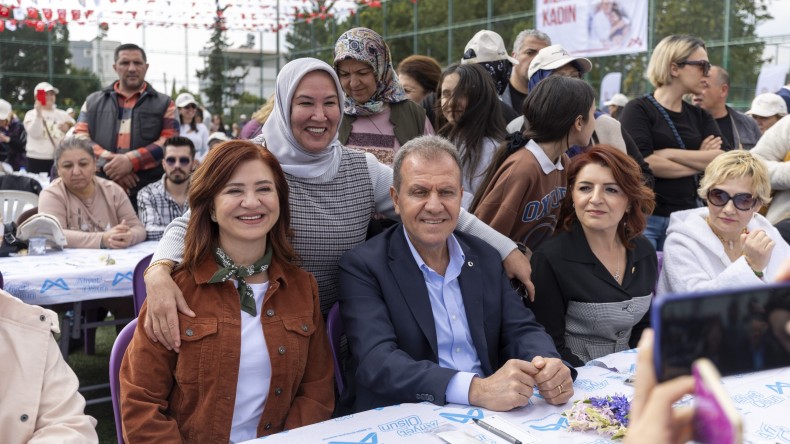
[36,89,47,106]
[692,358,742,444]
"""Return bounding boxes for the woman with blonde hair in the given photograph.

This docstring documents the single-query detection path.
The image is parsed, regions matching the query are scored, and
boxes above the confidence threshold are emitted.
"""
[620,34,728,250]
[658,150,790,295]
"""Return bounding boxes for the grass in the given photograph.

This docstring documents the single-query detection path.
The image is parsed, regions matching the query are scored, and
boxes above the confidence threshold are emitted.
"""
[63,321,120,444]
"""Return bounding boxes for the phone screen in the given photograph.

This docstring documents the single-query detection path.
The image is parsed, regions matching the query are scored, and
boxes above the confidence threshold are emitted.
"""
[653,283,790,381]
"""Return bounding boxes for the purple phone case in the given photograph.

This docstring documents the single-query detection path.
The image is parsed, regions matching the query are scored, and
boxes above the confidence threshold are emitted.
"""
[693,364,738,444]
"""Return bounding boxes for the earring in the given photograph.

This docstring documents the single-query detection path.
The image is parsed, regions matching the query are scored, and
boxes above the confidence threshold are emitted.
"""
[210,210,217,222]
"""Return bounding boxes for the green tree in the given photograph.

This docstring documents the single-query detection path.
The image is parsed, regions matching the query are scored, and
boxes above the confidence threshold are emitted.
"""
[197,2,248,112]
[284,0,770,106]
[0,23,90,108]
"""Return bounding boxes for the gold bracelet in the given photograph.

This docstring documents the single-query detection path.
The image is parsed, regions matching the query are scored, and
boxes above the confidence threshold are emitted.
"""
[144,259,175,277]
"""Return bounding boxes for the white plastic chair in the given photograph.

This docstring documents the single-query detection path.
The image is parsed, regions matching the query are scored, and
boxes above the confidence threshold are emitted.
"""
[0,190,39,224]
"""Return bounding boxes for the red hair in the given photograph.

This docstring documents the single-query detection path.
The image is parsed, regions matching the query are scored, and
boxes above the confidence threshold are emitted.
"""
[559,145,655,248]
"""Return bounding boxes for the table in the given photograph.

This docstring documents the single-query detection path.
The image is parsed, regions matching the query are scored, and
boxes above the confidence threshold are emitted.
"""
[1,241,157,306]
[244,349,790,443]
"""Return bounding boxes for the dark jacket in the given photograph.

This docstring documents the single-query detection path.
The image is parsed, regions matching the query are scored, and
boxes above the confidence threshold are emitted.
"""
[726,105,762,150]
[339,224,571,412]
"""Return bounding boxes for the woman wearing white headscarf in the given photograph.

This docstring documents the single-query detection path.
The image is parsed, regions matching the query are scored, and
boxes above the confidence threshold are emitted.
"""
[141,58,532,350]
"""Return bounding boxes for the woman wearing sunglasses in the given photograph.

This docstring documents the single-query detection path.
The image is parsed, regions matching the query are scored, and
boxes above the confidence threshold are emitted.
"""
[175,93,209,161]
[620,35,728,251]
[657,150,790,296]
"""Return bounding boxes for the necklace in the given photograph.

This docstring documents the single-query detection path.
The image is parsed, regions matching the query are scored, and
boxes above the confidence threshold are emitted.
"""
[706,217,746,251]
[611,257,622,283]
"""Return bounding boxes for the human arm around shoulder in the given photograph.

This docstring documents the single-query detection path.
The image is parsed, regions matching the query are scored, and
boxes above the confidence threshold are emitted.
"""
[527,249,584,367]
[119,304,182,441]
[144,210,195,351]
[283,273,335,429]
[752,116,790,190]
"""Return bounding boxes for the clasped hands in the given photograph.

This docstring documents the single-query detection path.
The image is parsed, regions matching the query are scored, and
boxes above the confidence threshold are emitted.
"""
[101,219,133,249]
[468,356,573,411]
[103,153,139,190]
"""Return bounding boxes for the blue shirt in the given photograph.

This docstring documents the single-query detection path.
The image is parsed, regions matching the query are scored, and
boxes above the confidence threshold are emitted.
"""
[403,227,483,405]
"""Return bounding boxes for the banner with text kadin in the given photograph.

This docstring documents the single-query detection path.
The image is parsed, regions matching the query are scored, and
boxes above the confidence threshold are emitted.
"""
[537,0,648,58]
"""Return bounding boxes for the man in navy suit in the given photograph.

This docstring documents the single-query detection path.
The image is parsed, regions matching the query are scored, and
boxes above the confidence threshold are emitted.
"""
[339,135,575,413]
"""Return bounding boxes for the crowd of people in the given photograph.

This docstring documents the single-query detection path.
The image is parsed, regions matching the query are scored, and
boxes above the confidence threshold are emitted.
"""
[2,26,790,444]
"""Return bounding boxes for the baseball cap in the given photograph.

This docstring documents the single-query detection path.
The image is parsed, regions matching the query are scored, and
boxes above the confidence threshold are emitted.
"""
[208,132,231,144]
[17,213,68,250]
[35,82,59,94]
[175,93,198,108]
[461,30,519,65]
[604,93,629,107]
[0,99,12,120]
[746,93,788,117]
[528,44,592,80]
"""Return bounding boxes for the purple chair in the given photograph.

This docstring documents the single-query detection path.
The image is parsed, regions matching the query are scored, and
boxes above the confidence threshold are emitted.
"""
[110,317,137,444]
[326,302,345,395]
[133,254,153,316]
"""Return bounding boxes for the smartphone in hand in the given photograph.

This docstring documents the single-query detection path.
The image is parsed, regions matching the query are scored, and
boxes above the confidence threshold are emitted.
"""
[652,282,790,381]
[36,89,47,105]
[693,358,742,444]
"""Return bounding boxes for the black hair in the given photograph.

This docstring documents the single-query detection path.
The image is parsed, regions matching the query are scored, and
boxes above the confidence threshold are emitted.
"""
[114,43,147,62]
[436,63,507,184]
[470,76,595,211]
[163,135,196,158]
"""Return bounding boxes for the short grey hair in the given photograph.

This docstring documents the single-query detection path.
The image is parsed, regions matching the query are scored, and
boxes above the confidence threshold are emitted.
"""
[54,136,95,165]
[512,29,552,54]
[392,135,462,193]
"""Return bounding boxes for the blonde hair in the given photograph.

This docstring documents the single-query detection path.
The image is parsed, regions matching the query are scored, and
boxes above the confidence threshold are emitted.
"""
[698,150,772,205]
[646,35,706,88]
[251,94,276,124]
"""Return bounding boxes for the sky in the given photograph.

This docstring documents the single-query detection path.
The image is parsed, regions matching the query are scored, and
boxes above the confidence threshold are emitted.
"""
[66,0,790,95]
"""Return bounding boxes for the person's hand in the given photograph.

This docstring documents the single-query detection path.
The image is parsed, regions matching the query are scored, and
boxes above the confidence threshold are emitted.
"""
[530,356,574,405]
[104,154,134,180]
[33,100,43,113]
[742,229,775,273]
[625,329,695,444]
[101,219,132,249]
[503,248,535,302]
[143,264,195,352]
[0,133,9,143]
[114,172,140,191]
[57,121,72,133]
[699,135,723,151]
[468,359,537,411]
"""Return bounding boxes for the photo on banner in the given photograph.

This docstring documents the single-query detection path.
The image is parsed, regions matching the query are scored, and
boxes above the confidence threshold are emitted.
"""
[536,0,648,57]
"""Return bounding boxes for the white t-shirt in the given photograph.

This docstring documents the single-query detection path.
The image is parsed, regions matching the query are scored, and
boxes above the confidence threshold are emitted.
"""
[229,281,272,443]
[180,122,210,161]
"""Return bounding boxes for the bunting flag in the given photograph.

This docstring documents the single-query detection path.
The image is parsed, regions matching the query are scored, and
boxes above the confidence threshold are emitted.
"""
[0,0,364,33]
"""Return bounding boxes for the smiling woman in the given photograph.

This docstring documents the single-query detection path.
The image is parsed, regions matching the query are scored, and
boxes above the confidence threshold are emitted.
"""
[120,141,334,442]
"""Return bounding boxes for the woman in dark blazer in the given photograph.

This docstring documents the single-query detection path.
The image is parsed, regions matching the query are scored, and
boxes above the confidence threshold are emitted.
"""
[528,145,657,366]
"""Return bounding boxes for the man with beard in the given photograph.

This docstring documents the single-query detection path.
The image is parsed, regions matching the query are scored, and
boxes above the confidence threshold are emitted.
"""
[74,43,179,210]
[136,136,194,240]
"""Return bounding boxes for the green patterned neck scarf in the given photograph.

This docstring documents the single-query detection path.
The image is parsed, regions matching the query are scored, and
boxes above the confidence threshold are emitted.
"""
[208,244,273,316]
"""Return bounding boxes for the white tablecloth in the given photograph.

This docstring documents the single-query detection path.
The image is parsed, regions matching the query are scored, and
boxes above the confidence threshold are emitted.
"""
[1,241,157,305]
[245,349,790,443]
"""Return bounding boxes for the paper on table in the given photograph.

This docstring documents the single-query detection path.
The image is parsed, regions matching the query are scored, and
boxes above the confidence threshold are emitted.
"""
[477,415,540,444]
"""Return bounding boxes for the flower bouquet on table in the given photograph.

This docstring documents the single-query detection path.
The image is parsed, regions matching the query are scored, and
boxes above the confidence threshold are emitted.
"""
[564,393,630,439]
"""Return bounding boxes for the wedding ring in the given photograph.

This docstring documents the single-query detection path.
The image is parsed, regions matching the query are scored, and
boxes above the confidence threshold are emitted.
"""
[558,383,564,395]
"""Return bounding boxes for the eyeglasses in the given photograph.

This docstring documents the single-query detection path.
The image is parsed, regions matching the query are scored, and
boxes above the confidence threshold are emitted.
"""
[677,60,711,77]
[707,188,758,211]
[165,156,191,166]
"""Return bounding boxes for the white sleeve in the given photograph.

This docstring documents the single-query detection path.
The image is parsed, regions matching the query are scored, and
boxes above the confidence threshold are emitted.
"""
[751,117,790,190]
[151,209,190,263]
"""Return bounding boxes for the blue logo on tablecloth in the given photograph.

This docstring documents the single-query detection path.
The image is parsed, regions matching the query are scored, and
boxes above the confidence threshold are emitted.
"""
[328,432,378,444]
[757,423,790,442]
[732,390,784,408]
[438,408,484,423]
[574,379,609,391]
[529,416,569,432]
[112,272,133,285]
[766,381,790,395]
[41,278,69,293]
